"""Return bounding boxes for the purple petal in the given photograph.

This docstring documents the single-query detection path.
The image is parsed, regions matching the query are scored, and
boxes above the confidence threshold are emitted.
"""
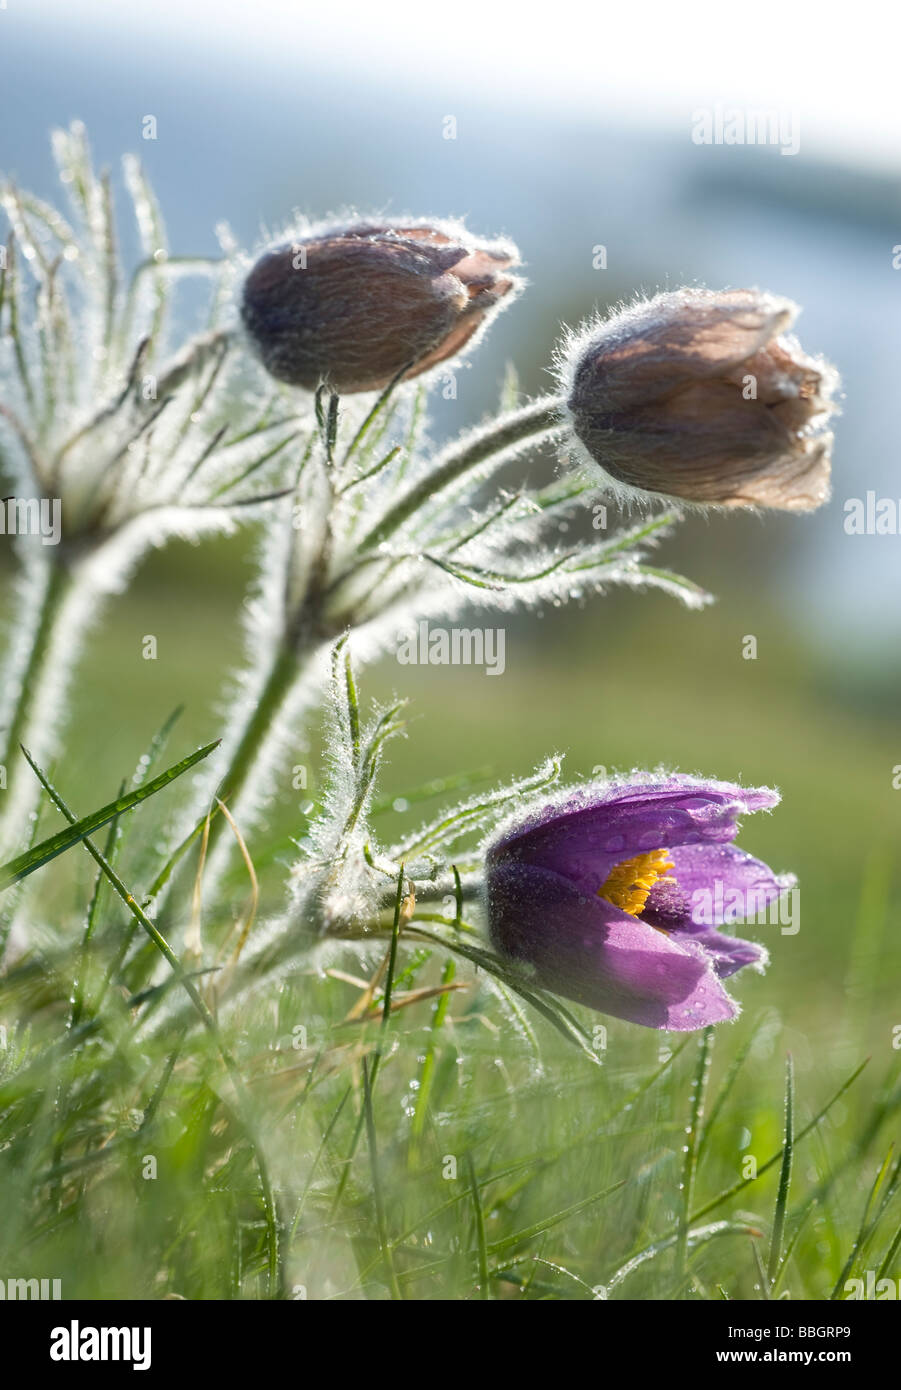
[486,860,738,1030]
[673,925,768,979]
[669,842,791,926]
[488,776,780,899]
[638,871,771,977]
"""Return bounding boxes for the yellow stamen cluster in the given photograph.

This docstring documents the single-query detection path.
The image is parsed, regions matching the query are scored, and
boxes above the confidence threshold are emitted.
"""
[598,848,675,916]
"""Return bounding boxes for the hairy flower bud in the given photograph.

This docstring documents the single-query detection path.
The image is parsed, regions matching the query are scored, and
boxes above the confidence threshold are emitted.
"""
[240,218,522,393]
[560,288,839,510]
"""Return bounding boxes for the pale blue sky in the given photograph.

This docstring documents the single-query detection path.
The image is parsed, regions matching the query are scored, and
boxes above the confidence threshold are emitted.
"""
[28,0,901,171]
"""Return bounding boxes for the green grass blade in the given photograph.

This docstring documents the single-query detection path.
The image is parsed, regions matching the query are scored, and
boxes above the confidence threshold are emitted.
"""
[143,802,224,903]
[0,738,220,890]
[409,956,456,1151]
[606,1221,760,1296]
[466,1152,490,1299]
[407,926,601,1066]
[830,1144,897,1298]
[751,1236,772,1300]
[380,866,405,1032]
[697,1017,763,1158]
[877,1214,901,1281]
[690,1057,869,1226]
[486,1178,626,1258]
[15,747,282,1298]
[361,1056,401,1299]
[69,788,124,1029]
[767,1054,795,1284]
[329,867,407,1216]
[770,1202,816,1297]
[676,1027,713,1280]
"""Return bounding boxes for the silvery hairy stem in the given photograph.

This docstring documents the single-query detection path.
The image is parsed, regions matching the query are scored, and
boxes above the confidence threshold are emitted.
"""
[0,550,85,858]
[198,396,563,882]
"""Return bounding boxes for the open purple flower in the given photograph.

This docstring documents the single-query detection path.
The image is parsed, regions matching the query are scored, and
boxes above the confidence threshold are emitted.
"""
[485,774,792,1030]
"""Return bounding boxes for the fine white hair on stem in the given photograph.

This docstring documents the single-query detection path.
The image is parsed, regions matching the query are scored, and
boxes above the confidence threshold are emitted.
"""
[0,124,314,850]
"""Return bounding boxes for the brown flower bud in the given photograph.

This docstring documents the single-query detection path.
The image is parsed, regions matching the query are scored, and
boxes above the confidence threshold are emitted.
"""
[240,219,522,394]
[561,288,839,510]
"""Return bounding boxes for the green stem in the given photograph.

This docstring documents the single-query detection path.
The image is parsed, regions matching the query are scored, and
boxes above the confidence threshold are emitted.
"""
[0,556,74,840]
[205,635,314,861]
[205,399,563,860]
[357,395,563,553]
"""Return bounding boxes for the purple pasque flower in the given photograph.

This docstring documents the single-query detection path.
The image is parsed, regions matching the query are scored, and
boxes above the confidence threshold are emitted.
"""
[485,774,792,1030]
